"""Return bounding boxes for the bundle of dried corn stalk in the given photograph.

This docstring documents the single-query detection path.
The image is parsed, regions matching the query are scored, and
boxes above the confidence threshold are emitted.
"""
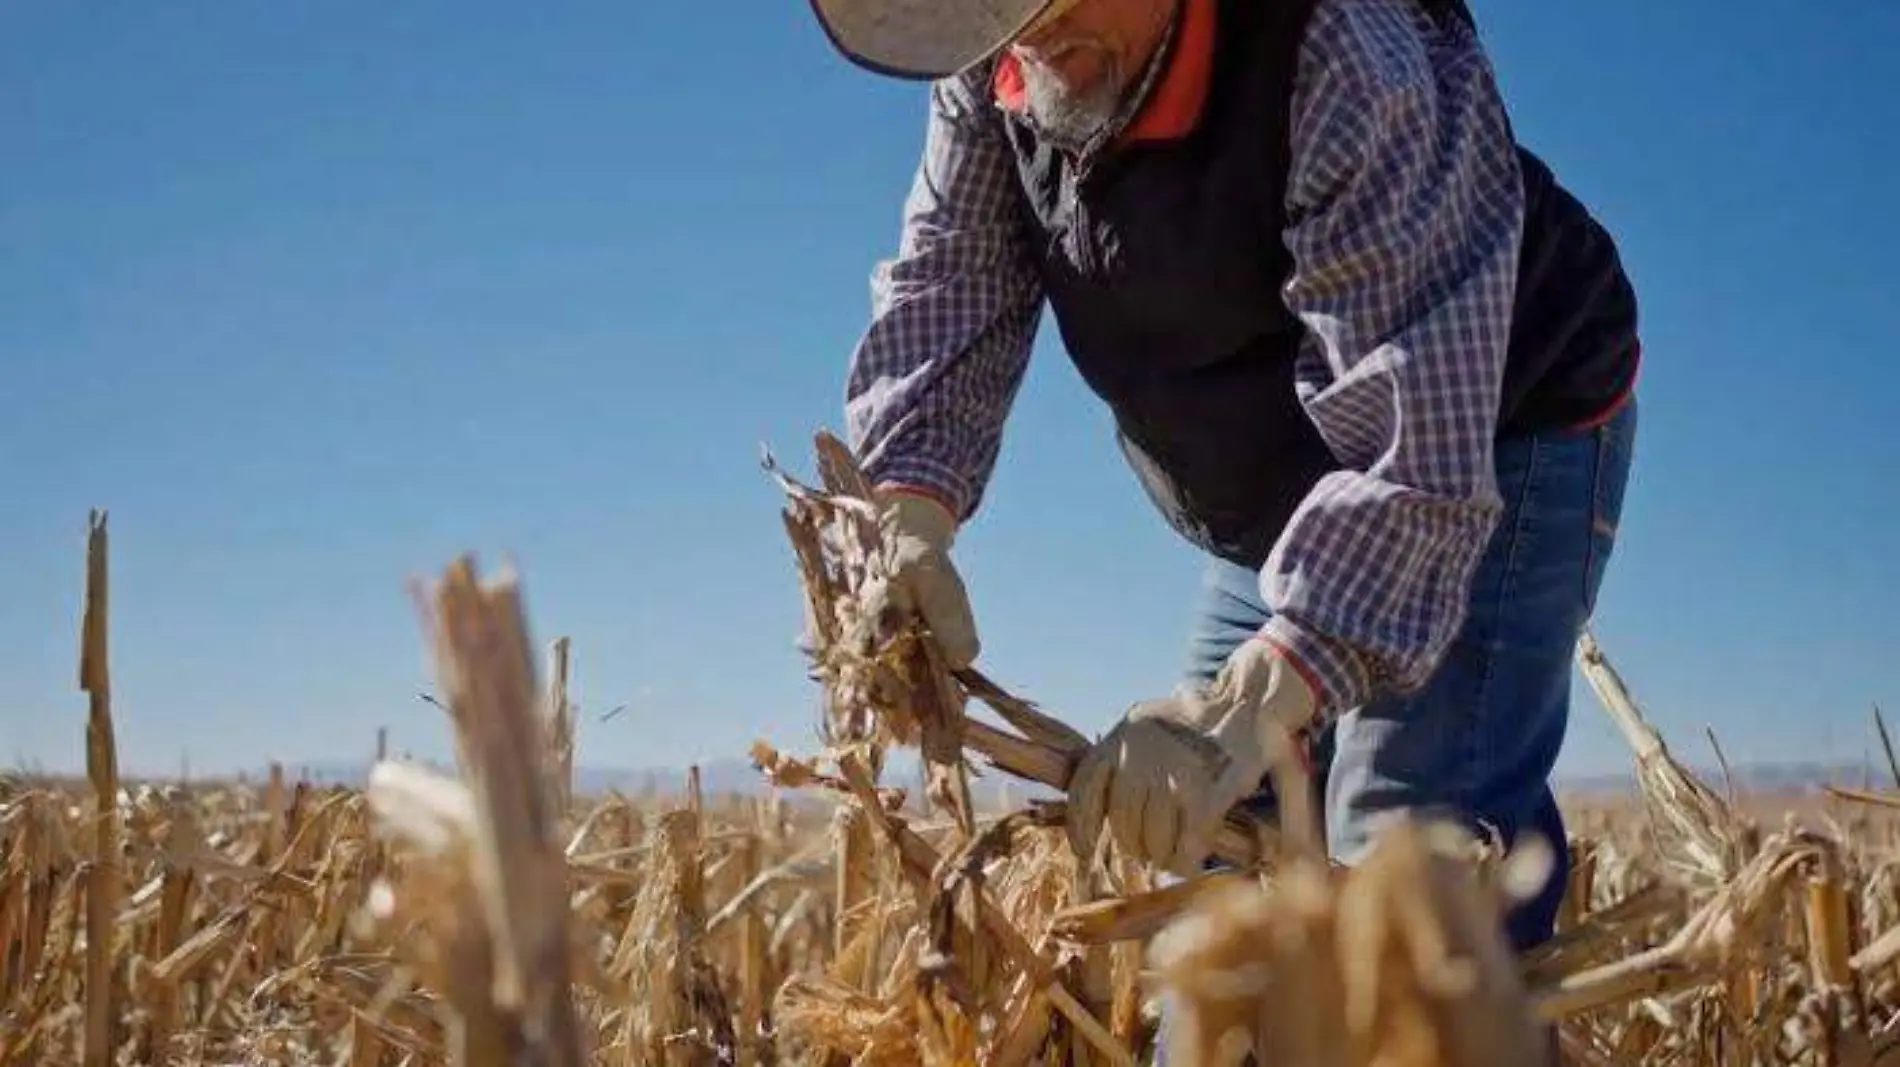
[761,433,1558,1065]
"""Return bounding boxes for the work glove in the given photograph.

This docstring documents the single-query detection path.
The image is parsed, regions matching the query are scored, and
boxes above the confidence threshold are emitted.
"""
[1066,638,1320,876]
[876,486,980,670]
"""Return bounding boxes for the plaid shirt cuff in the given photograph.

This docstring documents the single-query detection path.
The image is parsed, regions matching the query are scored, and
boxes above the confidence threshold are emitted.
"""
[1256,615,1372,721]
[863,454,972,523]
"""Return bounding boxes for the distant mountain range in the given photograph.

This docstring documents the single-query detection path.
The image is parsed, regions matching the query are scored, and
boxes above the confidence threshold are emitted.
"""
[239,755,1061,810]
[213,756,773,798]
[190,755,1880,804]
[1558,760,1881,798]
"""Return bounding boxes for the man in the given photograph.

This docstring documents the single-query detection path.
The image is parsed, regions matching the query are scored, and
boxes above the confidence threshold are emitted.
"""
[813,0,1639,954]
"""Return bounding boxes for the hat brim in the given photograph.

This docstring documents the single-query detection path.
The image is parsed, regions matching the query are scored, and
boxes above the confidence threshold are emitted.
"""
[808,0,1056,80]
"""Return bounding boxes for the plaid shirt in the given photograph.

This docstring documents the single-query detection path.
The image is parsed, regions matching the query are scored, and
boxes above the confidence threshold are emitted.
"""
[843,0,1525,721]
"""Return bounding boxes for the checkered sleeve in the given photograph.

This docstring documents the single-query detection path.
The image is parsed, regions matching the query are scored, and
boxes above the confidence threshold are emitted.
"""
[843,72,1046,522]
[1257,0,1524,717]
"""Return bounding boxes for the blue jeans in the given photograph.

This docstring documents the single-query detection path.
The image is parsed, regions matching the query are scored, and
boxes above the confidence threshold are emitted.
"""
[1183,400,1636,953]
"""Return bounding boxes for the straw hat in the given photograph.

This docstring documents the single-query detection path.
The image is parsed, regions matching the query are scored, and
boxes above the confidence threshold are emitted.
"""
[808,0,1081,79]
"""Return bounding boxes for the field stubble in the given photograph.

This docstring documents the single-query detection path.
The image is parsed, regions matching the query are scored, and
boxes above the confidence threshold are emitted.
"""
[5,442,1900,1066]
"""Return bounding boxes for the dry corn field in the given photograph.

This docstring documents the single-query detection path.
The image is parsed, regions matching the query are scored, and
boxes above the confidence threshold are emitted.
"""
[6,440,1900,1067]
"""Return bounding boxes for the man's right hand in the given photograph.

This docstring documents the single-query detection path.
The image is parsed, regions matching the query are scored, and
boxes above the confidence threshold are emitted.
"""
[877,485,980,669]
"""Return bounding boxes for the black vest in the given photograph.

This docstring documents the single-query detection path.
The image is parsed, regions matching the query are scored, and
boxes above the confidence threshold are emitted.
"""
[991,0,1640,569]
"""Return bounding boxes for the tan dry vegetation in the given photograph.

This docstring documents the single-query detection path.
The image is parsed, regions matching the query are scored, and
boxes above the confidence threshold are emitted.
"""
[5,447,1900,1066]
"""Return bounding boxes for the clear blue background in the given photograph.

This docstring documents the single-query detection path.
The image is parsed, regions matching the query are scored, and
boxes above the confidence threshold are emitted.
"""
[3,0,1895,781]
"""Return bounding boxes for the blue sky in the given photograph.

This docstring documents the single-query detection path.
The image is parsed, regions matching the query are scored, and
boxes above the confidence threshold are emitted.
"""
[2,0,1895,782]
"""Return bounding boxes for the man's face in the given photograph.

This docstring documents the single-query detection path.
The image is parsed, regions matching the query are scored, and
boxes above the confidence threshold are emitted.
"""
[1007,0,1169,150]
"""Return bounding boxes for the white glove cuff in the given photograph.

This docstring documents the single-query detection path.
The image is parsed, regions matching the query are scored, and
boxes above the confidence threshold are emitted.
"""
[877,485,959,550]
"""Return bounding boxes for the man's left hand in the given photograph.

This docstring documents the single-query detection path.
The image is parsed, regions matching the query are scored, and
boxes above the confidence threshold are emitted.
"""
[1065,638,1322,876]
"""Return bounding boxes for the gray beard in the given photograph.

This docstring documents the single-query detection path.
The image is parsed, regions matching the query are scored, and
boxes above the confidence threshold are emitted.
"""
[1020,55,1125,154]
